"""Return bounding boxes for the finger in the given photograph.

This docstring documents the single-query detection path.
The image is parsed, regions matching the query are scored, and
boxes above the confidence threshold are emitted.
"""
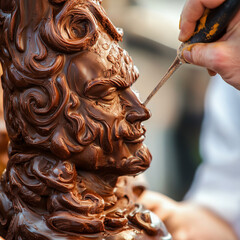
[179,0,226,42]
[179,0,205,42]
[207,69,217,76]
[138,191,178,220]
[172,230,190,240]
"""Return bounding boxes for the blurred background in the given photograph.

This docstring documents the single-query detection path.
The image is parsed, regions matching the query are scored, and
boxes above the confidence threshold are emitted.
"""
[0,0,210,201]
[103,0,210,200]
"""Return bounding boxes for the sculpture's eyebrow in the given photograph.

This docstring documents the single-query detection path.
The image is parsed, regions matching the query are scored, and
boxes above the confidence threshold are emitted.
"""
[85,76,133,94]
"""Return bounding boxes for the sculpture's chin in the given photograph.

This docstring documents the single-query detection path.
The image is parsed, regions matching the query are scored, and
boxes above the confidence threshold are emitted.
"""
[70,140,151,177]
[118,143,152,176]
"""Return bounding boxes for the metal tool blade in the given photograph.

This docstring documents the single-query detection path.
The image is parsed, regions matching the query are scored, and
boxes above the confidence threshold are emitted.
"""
[143,57,182,106]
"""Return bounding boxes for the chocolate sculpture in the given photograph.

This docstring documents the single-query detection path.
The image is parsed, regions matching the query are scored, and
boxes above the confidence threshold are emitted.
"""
[0,86,8,174]
[0,0,171,239]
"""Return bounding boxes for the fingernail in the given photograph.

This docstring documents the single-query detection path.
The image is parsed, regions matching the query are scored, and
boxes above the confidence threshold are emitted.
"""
[207,69,217,76]
[183,50,192,63]
[179,16,182,30]
[178,31,182,40]
[178,30,185,42]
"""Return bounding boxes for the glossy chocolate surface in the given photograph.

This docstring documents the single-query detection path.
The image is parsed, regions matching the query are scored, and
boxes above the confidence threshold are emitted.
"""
[0,85,8,174]
[0,0,170,239]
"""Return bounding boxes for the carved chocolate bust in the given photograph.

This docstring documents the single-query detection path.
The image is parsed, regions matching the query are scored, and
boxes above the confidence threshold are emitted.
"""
[0,86,8,174]
[0,0,170,239]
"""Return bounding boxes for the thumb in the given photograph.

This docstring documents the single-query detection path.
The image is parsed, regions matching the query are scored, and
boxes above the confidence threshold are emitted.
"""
[182,43,218,68]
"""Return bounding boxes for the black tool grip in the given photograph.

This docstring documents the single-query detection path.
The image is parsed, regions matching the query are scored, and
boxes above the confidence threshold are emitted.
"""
[188,0,240,44]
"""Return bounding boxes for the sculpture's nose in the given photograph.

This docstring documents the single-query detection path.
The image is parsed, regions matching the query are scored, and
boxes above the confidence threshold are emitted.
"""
[126,104,150,124]
[124,90,151,124]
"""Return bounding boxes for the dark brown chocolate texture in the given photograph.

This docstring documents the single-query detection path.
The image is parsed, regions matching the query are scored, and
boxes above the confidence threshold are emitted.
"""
[0,0,170,239]
[0,84,8,174]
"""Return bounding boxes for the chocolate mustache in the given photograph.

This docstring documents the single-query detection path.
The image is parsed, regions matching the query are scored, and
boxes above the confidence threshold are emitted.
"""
[114,119,146,142]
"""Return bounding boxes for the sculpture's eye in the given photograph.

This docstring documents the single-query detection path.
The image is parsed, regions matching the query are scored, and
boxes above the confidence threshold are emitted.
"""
[85,83,117,101]
[100,88,116,102]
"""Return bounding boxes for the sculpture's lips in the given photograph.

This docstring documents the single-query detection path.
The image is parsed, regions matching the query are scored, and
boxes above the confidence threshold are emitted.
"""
[124,134,145,144]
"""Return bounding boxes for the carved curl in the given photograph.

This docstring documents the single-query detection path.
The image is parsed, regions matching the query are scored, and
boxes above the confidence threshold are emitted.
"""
[41,1,99,53]
[0,0,15,12]
[0,0,125,159]
[0,0,106,159]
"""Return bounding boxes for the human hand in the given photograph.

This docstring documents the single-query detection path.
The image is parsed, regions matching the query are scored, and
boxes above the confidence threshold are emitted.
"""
[179,0,240,90]
[138,190,238,240]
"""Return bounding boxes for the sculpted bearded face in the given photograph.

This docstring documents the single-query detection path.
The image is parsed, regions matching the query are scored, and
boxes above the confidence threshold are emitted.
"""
[0,0,152,177]
[53,1,152,176]
[67,50,151,176]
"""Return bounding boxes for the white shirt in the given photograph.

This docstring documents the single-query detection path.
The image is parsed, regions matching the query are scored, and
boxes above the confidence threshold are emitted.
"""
[185,75,240,238]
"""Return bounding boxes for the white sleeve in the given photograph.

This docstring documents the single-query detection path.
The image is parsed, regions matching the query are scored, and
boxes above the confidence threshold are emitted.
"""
[185,75,240,238]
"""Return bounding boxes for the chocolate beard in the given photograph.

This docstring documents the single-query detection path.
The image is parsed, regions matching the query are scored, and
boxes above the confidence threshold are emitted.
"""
[0,154,159,240]
[80,107,152,176]
[112,118,152,176]
[0,113,154,239]
[118,146,152,175]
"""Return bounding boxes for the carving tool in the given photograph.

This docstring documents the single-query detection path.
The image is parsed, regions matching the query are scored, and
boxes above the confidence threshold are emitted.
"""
[144,0,240,106]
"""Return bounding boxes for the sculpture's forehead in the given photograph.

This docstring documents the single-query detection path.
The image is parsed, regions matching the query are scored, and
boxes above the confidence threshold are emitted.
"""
[67,51,106,85]
[67,47,136,95]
